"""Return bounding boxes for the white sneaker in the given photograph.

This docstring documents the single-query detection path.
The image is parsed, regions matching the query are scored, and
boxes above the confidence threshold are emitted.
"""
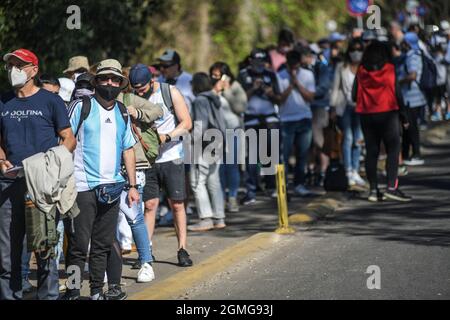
[137,263,155,283]
[352,171,366,187]
[347,172,356,186]
[294,184,311,197]
[404,158,425,166]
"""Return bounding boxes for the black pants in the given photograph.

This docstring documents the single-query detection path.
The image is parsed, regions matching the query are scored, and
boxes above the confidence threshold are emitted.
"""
[106,240,122,286]
[360,112,401,190]
[0,178,60,300]
[65,190,119,296]
[402,106,423,159]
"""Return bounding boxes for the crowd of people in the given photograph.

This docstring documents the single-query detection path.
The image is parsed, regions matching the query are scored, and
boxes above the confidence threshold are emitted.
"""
[1,16,450,300]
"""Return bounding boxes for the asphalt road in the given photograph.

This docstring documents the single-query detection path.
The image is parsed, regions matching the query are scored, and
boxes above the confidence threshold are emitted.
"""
[186,127,450,300]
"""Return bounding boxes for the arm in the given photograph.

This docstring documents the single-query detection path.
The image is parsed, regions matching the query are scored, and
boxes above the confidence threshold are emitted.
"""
[191,98,210,143]
[395,77,409,126]
[399,71,417,85]
[123,147,139,207]
[222,81,248,114]
[159,86,192,143]
[0,141,14,175]
[58,127,77,153]
[291,71,315,103]
[128,94,163,124]
[279,84,294,104]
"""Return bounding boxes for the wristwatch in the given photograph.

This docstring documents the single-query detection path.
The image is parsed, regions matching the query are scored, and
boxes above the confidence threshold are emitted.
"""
[127,184,139,190]
[165,134,172,143]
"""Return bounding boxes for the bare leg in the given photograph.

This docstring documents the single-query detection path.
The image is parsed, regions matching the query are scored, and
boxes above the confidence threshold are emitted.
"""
[168,199,187,250]
[144,198,159,242]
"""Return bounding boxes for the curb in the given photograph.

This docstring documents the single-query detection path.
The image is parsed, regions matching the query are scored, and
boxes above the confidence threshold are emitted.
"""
[130,232,283,300]
[288,196,344,225]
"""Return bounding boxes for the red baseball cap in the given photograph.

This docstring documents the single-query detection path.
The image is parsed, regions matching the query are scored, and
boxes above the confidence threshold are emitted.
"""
[3,49,39,66]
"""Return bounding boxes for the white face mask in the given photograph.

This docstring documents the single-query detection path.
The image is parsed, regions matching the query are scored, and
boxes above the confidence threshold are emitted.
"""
[350,51,363,63]
[8,66,29,88]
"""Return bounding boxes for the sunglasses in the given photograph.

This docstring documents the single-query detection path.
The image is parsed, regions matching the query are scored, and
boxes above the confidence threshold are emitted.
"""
[97,75,123,84]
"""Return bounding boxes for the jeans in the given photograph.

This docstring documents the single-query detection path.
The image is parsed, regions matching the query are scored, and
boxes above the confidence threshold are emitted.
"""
[0,178,59,300]
[190,157,225,220]
[245,123,279,199]
[125,173,152,264]
[282,119,313,186]
[65,189,120,296]
[220,135,241,198]
[21,246,31,280]
[338,105,362,172]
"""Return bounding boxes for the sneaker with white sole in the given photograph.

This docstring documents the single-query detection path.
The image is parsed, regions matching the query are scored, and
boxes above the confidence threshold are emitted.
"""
[227,197,239,213]
[187,218,214,232]
[384,188,412,202]
[137,263,155,283]
[352,171,366,187]
[294,184,311,197]
[213,218,226,229]
[346,172,356,186]
[404,158,425,166]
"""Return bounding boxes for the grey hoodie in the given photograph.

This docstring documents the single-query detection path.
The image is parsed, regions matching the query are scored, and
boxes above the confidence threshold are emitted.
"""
[191,91,226,149]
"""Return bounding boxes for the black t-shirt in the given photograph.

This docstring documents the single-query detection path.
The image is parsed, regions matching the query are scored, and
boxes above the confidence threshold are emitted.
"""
[0,89,71,166]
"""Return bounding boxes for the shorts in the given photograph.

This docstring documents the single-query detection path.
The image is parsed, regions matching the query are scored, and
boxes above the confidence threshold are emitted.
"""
[434,85,447,100]
[312,108,330,149]
[143,159,186,202]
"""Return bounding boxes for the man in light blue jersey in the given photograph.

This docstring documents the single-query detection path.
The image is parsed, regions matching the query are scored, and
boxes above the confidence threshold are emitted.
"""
[62,59,139,300]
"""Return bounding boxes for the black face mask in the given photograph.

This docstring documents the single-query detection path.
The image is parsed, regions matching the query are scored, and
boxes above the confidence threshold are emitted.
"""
[96,84,122,101]
[211,77,220,86]
[166,78,177,86]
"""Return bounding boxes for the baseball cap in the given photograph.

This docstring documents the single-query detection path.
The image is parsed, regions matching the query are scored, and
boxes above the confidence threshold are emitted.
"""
[250,48,269,62]
[129,63,152,88]
[329,32,347,43]
[75,73,94,88]
[362,29,377,41]
[158,49,181,64]
[3,48,39,66]
[404,32,420,50]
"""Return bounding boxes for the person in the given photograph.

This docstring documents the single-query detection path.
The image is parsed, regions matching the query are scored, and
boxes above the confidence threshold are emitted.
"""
[62,59,139,300]
[269,28,295,72]
[0,48,76,300]
[209,62,247,213]
[157,49,195,111]
[39,74,61,94]
[71,72,95,101]
[58,78,75,105]
[431,41,449,121]
[353,41,411,202]
[309,44,332,187]
[63,56,90,82]
[330,39,366,187]
[187,73,226,231]
[390,21,404,46]
[130,63,194,267]
[398,32,427,166]
[362,29,377,48]
[238,48,281,204]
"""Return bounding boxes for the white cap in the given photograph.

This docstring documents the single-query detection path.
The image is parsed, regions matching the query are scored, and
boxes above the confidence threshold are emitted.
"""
[440,20,450,31]
[58,78,75,103]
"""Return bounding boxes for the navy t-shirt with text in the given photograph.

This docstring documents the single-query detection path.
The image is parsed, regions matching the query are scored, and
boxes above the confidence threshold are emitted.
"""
[0,89,71,166]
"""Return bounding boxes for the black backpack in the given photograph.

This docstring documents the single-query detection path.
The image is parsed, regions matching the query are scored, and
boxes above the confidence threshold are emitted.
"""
[418,50,438,91]
[324,159,348,192]
[74,96,129,137]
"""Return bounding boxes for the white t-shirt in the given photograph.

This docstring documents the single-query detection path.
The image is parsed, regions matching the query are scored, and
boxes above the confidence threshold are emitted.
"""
[277,67,315,122]
[149,85,184,163]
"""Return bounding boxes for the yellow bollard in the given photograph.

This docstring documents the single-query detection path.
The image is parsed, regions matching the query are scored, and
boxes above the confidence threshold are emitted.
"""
[275,164,295,234]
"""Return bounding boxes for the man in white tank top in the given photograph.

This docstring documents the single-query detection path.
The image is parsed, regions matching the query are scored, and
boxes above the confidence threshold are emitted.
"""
[129,64,194,267]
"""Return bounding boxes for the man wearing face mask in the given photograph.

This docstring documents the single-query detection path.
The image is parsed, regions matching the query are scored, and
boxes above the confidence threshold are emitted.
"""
[71,72,95,101]
[62,59,139,300]
[0,48,77,300]
[238,48,282,204]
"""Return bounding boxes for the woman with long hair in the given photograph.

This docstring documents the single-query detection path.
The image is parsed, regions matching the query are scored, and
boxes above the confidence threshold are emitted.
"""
[352,40,411,202]
[330,38,365,187]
